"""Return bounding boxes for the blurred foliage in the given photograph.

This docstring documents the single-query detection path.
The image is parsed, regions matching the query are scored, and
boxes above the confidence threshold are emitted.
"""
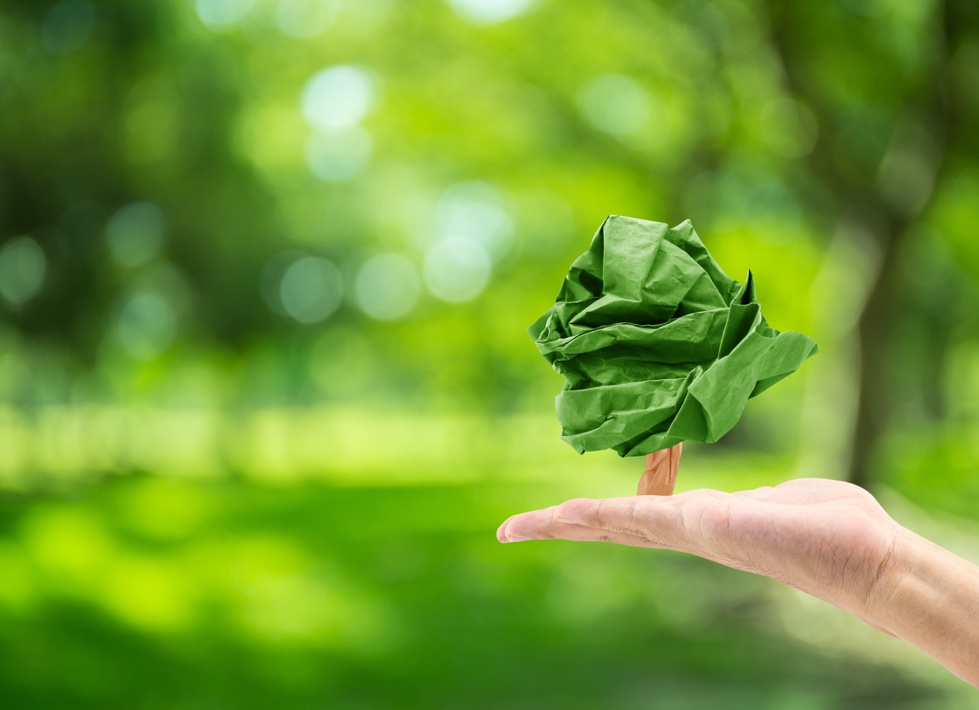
[1,0,979,706]
[0,475,953,709]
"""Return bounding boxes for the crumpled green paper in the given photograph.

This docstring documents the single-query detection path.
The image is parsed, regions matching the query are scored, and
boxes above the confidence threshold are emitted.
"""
[529,215,818,457]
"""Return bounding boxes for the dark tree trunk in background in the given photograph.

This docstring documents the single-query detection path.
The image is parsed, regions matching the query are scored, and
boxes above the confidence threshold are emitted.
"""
[761,1,967,488]
[848,227,907,489]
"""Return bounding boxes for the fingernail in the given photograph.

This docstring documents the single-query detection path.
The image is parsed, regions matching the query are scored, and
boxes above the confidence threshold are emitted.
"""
[502,535,533,543]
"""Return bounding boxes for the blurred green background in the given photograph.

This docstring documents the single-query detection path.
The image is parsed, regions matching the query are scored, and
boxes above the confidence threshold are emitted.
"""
[1,0,979,706]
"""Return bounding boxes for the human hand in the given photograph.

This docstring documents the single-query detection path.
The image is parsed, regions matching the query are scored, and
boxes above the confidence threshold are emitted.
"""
[498,478,903,624]
[497,477,979,687]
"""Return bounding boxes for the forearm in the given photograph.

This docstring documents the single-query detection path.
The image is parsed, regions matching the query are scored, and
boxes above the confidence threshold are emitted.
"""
[497,480,979,686]
[867,528,979,687]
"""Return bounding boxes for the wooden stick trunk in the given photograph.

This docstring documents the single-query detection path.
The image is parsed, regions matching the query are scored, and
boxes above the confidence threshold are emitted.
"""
[637,442,683,496]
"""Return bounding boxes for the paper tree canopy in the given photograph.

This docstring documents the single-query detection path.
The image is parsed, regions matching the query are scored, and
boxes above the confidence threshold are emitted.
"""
[528,215,818,458]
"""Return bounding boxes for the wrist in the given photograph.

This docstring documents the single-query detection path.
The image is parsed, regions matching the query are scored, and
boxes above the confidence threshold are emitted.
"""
[860,526,979,687]
[858,525,922,630]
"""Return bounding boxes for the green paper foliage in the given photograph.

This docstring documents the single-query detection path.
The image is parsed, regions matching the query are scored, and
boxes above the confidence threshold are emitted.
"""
[529,216,818,457]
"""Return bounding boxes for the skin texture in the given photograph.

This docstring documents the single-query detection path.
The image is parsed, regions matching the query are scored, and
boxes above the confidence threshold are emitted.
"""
[497,478,979,688]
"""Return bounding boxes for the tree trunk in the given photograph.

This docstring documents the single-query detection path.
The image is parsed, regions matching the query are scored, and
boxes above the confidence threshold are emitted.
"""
[765,1,955,488]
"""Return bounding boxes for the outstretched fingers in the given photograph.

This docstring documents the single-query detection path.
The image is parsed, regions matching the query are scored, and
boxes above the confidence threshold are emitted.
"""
[497,496,700,552]
[497,505,648,547]
[500,521,652,547]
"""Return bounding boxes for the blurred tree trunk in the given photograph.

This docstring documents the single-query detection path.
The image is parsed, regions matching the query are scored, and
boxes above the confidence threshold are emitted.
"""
[849,223,909,490]
[764,0,962,488]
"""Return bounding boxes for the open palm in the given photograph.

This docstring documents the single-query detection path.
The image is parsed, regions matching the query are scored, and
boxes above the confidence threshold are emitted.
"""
[497,478,905,622]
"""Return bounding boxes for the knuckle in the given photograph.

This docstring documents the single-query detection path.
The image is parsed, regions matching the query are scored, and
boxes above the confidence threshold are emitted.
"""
[556,498,588,517]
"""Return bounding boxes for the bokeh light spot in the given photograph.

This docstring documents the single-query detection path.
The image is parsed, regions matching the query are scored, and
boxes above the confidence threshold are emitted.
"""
[355,254,421,321]
[196,0,256,30]
[301,66,378,132]
[305,128,372,182]
[117,292,177,360]
[423,238,491,303]
[118,479,212,541]
[277,0,341,38]
[747,183,802,222]
[218,537,363,643]
[280,257,343,324]
[23,508,115,588]
[578,74,660,137]
[42,1,95,55]
[101,557,195,632]
[0,237,46,305]
[261,251,303,316]
[671,0,731,52]
[106,202,166,268]
[445,0,536,25]
[759,98,818,158]
[436,181,514,263]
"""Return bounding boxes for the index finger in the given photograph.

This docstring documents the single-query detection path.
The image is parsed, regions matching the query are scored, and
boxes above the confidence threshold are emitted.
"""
[497,495,695,551]
[556,496,692,548]
[496,503,657,547]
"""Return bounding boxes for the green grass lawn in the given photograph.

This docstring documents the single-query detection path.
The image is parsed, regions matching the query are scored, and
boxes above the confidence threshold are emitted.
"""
[0,470,956,709]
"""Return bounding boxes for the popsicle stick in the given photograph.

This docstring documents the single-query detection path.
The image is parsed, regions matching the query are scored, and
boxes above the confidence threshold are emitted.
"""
[637,442,683,496]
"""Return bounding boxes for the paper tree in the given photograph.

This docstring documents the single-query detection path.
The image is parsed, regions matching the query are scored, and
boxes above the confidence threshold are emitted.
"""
[529,216,818,495]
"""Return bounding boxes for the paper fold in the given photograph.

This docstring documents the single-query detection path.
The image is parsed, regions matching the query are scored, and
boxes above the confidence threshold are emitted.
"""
[529,215,818,457]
